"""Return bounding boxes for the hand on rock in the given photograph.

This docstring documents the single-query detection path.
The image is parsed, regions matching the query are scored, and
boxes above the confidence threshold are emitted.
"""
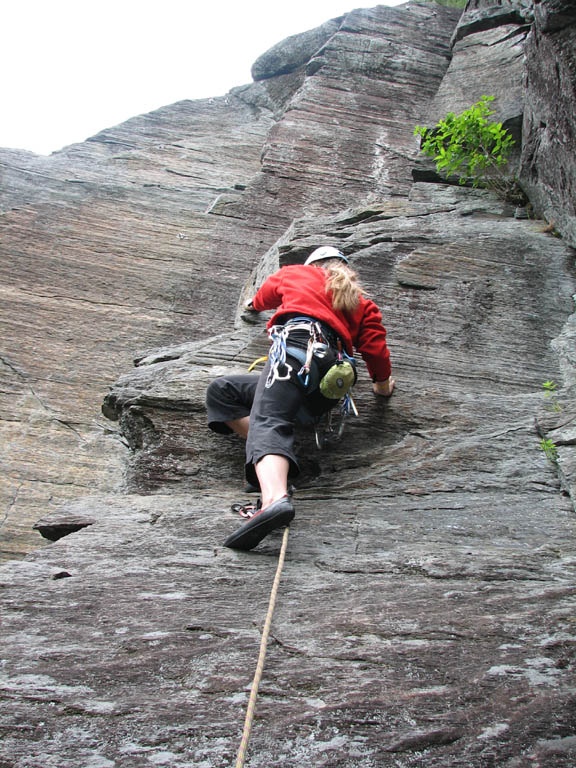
[240,300,261,324]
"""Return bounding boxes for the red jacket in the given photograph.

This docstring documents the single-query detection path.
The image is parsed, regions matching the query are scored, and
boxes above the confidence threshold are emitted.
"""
[252,264,392,382]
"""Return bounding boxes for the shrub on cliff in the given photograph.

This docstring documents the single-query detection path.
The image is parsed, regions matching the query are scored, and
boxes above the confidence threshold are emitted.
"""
[414,96,526,204]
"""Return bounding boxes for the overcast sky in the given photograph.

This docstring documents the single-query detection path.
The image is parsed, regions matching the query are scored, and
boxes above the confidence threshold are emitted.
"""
[2,0,407,155]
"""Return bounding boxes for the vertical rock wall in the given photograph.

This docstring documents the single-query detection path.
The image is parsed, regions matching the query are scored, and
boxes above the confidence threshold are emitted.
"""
[0,89,280,558]
[426,0,532,151]
[0,1,459,559]
[520,0,576,245]
[232,3,460,226]
[2,2,576,767]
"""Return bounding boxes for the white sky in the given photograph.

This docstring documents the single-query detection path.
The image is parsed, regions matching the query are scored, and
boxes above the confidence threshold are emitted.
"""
[2,0,407,155]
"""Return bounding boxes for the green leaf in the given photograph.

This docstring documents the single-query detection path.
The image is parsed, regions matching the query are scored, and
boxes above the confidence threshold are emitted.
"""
[412,96,515,197]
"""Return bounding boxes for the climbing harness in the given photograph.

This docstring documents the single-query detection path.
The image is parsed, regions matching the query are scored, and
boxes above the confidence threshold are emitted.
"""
[249,317,359,448]
[264,323,294,388]
[264,317,324,389]
[234,526,290,768]
[265,317,357,395]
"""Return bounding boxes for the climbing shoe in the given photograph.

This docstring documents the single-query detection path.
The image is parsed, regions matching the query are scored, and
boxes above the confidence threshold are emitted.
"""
[224,496,295,551]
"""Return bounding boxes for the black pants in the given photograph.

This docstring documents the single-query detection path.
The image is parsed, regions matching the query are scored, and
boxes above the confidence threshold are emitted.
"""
[206,354,335,486]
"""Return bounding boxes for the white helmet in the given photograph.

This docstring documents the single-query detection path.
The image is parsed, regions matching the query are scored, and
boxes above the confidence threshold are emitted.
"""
[304,246,349,266]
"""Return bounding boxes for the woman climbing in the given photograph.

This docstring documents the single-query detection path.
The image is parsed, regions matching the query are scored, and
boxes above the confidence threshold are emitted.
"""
[206,246,395,550]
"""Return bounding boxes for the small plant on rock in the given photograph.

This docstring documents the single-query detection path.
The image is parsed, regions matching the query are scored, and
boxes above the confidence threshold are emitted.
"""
[540,438,558,464]
[542,380,562,412]
[414,96,525,204]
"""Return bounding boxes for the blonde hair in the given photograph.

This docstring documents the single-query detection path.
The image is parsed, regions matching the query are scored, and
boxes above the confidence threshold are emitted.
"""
[320,259,365,313]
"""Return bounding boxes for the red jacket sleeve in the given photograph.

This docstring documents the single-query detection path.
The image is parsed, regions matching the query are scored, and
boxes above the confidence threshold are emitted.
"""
[354,301,392,382]
[252,272,283,311]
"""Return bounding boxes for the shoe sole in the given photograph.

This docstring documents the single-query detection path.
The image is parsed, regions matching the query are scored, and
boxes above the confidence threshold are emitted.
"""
[224,502,295,551]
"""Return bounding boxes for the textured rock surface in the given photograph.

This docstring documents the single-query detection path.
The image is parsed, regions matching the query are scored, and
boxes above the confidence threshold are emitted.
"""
[434,17,528,122]
[0,2,458,559]
[251,17,343,80]
[519,0,576,246]
[423,0,533,183]
[3,186,576,766]
[2,2,576,767]
[0,88,279,559]
[231,2,461,226]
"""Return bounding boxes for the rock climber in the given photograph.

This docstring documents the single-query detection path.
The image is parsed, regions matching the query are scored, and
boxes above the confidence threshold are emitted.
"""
[206,246,395,551]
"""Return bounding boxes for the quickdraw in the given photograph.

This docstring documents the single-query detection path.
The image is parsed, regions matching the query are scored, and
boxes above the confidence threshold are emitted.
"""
[265,325,292,388]
[314,392,358,449]
[231,500,261,519]
[265,319,329,390]
[249,318,360,448]
[296,321,326,389]
[265,320,320,389]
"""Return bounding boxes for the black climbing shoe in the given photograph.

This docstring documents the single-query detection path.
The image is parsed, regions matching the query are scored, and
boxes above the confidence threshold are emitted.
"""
[224,496,295,551]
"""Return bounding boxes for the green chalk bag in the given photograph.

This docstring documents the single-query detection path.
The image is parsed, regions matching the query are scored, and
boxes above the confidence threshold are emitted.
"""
[319,358,357,400]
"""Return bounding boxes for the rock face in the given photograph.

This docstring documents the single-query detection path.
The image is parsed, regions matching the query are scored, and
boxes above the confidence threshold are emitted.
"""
[427,0,533,152]
[0,1,458,559]
[0,88,278,559]
[2,2,576,767]
[519,0,576,245]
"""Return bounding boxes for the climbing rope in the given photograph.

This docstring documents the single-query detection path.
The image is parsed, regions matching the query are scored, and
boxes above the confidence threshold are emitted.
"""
[247,355,268,372]
[234,526,290,768]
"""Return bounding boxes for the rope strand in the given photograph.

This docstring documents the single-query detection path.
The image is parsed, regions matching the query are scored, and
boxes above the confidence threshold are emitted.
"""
[235,526,290,768]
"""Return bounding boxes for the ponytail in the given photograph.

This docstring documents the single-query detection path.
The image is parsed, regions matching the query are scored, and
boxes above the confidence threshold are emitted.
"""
[321,259,365,313]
